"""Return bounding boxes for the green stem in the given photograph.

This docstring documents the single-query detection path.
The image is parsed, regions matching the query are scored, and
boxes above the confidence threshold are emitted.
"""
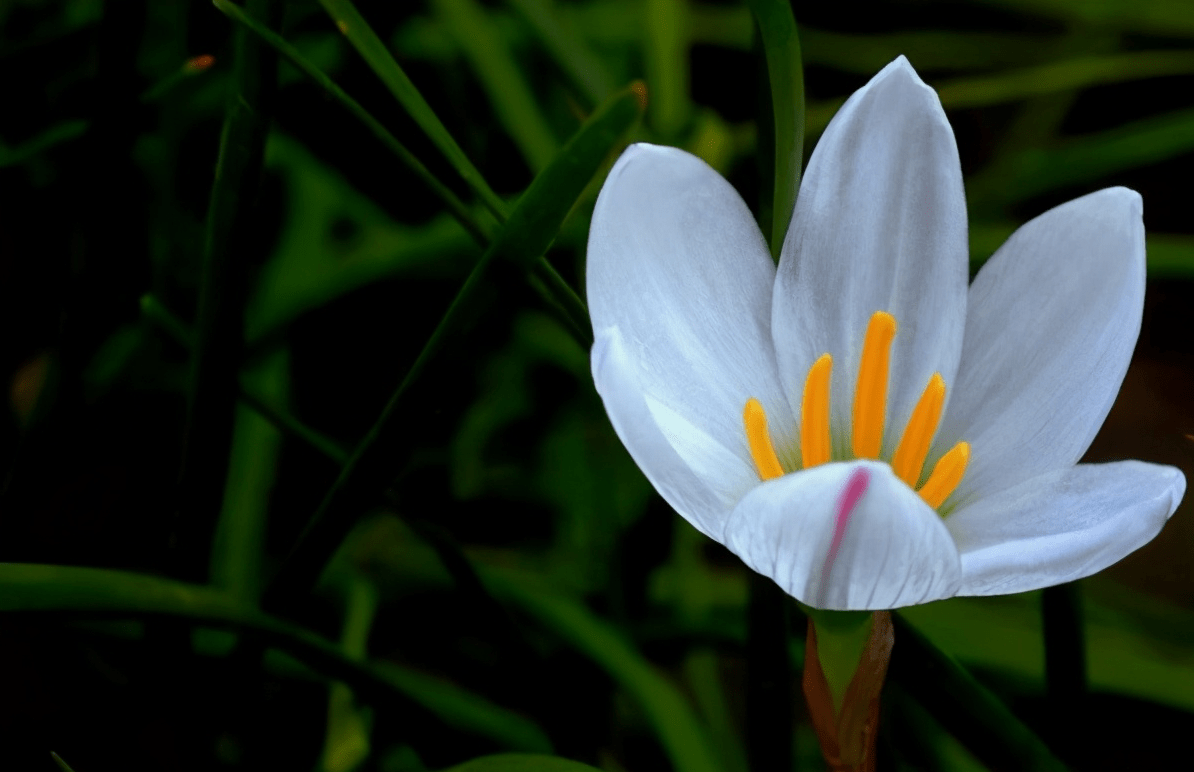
[175,0,282,582]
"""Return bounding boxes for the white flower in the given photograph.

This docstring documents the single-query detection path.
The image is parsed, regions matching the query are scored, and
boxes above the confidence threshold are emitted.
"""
[585,57,1185,610]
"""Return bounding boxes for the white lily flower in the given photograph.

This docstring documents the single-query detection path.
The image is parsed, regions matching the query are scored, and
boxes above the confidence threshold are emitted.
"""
[586,56,1185,610]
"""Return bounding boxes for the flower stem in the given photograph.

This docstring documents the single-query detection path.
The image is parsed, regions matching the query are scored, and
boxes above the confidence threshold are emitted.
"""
[803,610,892,772]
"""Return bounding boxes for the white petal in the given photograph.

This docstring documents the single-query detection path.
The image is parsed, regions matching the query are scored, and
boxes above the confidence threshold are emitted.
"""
[722,460,962,609]
[591,328,755,540]
[935,188,1145,505]
[772,57,968,460]
[587,143,791,470]
[947,461,1184,596]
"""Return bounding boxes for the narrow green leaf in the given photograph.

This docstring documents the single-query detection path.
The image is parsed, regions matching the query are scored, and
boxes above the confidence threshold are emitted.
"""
[209,349,290,605]
[798,29,1062,73]
[967,108,1194,212]
[972,0,1194,38]
[377,663,553,754]
[745,0,805,258]
[212,0,492,247]
[485,569,724,772]
[508,0,617,108]
[321,577,379,772]
[970,226,1194,278]
[178,0,282,581]
[0,564,546,751]
[434,0,559,172]
[50,753,77,772]
[441,755,599,772]
[317,0,509,219]
[644,0,690,139]
[0,119,88,167]
[890,612,1069,772]
[934,51,1194,111]
[264,87,642,614]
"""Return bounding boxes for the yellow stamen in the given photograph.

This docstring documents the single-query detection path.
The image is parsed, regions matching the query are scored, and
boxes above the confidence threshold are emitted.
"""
[800,354,833,469]
[744,398,784,481]
[892,373,946,487]
[852,311,897,459]
[918,441,970,509]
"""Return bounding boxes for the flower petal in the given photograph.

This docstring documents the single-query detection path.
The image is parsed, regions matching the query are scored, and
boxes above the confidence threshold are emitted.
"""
[947,461,1184,596]
[934,187,1145,505]
[587,143,791,470]
[722,460,962,609]
[591,327,755,540]
[772,57,968,460]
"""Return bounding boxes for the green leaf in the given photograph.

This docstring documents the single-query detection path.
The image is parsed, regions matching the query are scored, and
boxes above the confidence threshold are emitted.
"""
[440,755,600,772]
[250,134,476,340]
[933,51,1194,111]
[972,0,1194,38]
[433,0,559,173]
[644,0,690,139]
[179,0,282,581]
[508,0,617,108]
[208,349,290,605]
[967,107,1194,213]
[890,612,1069,772]
[317,0,508,219]
[485,569,724,772]
[264,86,642,614]
[970,226,1194,279]
[212,0,492,246]
[377,664,553,754]
[0,564,547,751]
[745,0,805,258]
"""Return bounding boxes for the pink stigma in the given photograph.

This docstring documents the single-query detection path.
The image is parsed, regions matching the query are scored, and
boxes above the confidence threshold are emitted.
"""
[819,466,871,607]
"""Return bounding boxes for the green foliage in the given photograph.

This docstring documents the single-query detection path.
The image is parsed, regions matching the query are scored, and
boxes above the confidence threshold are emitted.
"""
[3,0,1193,768]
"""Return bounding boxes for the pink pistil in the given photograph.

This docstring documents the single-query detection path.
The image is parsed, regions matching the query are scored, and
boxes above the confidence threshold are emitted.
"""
[819,466,871,607]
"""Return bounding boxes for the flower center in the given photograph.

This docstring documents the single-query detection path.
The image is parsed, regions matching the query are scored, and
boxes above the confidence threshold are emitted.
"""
[743,311,970,510]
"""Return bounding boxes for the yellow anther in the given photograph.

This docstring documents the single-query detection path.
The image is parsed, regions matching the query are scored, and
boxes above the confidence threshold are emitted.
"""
[744,398,784,481]
[800,354,833,469]
[918,441,970,509]
[852,311,897,459]
[892,373,946,487]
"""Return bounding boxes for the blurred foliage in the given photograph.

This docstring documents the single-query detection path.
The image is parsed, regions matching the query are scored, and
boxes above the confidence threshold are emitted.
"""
[1,0,1193,770]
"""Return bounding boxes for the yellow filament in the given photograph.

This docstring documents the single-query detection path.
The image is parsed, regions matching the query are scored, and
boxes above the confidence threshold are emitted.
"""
[918,441,970,509]
[744,398,784,481]
[800,354,833,469]
[892,373,946,487]
[852,311,897,459]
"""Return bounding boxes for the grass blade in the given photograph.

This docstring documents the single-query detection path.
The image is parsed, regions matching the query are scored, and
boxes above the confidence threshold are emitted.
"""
[0,564,548,751]
[745,0,805,258]
[508,0,617,108]
[263,86,642,615]
[318,0,509,219]
[486,569,724,772]
[890,612,1069,772]
[644,0,690,139]
[433,0,559,173]
[176,0,282,581]
[212,0,493,246]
